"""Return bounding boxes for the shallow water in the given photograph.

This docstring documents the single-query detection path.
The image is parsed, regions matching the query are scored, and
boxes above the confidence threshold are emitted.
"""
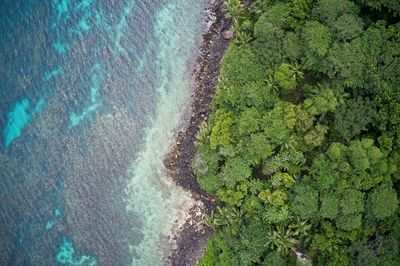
[0,0,207,265]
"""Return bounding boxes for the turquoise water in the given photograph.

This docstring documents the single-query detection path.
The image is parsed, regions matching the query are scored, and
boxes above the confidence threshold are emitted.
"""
[0,0,207,265]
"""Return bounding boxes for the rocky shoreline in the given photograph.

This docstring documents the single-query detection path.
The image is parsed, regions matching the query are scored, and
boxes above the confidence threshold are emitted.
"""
[164,0,231,265]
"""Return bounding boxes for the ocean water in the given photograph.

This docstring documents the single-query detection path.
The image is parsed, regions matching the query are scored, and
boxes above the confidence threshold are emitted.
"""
[0,0,208,265]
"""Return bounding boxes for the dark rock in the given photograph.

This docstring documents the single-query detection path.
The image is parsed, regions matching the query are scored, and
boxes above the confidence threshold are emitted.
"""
[165,0,231,265]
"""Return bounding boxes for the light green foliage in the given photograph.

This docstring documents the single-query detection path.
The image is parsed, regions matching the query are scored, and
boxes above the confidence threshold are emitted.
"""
[273,63,297,95]
[327,142,346,161]
[195,121,211,146]
[224,0,245,24]
[295,106,314,133]
[263,205,291,224]
[210,109,234,149]
[270,190,288,207]
[242,195,263,216]
[258,189,289,207]
[197,240,218,266]
[262,102,296,145]
[217,184,247,207]
[304,124,327,148]
[303,85,338,115]
[233,31,253,45]
[286,0,312,28]
[206,206,242,234]
[271,172,295,188]
[348,140,372,172]
[369,184,398,220]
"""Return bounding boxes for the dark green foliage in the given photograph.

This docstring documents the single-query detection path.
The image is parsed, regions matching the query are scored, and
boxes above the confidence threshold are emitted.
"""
[261,251,283,266]
[282,32,302,61]
[312,0,360,25]
[302,21,332,69]
[237,133,273,166]
[220,44,265,86]
[291,184,319,220]
[340,189,365,215]
[196,1,400,265]
[253,17,285,67]
[357,0,400,13]
[263,149,305,176]
[221,157,252,186]
[320,193,339,219]
[260,2,288,29]
[368,184,398,220]
[331,14,364,41]
[333,97,376,141]
[237,108,262,136]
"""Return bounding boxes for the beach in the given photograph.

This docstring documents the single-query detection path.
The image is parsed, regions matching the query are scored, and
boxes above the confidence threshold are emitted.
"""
[164,0,231,265]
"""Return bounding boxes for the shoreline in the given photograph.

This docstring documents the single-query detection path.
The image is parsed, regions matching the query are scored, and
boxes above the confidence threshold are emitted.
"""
[164,0,231,265]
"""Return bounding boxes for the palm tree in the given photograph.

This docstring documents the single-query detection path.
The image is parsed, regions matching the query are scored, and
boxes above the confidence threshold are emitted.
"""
[195,121,210,146]
[249,0,269,17]
[224,0,245,25]
[204,206,241,230]
[265,74,279,94]
[289,217,311,238]
[289,62,305,81]
[265,225,300,256]
[234,31,254,45]
[218,74,230,90]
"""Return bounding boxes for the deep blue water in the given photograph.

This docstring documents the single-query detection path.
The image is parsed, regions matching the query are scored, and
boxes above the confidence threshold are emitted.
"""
[0,0,207,265]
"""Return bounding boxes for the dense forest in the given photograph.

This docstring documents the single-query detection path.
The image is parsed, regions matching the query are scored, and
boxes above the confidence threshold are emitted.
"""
[195,0,400,265]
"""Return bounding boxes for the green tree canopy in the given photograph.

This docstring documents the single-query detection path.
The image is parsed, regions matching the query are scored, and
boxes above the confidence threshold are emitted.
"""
[369,184,399,220]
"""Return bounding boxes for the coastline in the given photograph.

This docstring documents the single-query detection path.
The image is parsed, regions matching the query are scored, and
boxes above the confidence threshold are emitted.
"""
[164,0,231,265]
